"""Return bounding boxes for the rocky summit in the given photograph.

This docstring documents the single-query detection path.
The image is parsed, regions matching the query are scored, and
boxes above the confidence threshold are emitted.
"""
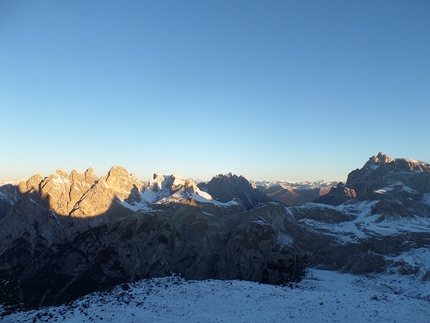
[1,153,430,311]
[202,172,272,210]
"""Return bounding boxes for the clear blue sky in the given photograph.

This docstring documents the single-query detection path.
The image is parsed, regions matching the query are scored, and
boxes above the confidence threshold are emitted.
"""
[1,0,429,182]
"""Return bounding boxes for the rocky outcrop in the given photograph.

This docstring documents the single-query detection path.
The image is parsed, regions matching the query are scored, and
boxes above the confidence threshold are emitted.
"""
[347,152,430,196]
[0,184,19,222]
[15,166,143,218]
[204,173,271,210]
[184,178,198,193]
[370,199,412,221]
[70,166,143,218]
[37,169,94,216]
[315,153,430,210]
[300,153,430,277]
[313,182,357,206]
[18,173,43,194]
[147,173,199,195]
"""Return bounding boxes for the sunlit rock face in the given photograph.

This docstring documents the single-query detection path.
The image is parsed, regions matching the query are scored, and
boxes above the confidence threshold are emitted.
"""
[0,167,142,267]
[70,166,143,218]
[184,178,198,193]
[37,169,93,216]
[104,166,143,200]
[18,173,43,194]
[16,166,143,218]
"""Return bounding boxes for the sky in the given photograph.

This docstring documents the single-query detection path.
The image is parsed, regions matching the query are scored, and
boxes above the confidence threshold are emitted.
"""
[1,0,429,182]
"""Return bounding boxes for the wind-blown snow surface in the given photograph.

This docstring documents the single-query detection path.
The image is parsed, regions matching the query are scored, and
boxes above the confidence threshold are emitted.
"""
[2,270,429,323]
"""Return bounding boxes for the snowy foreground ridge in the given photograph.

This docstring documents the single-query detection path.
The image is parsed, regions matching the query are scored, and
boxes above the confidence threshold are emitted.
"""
[2,269,429,323]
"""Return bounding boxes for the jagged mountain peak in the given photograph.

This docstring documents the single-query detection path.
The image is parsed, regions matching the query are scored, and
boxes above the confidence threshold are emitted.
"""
[371,152,393,163]
[104,165,143,194]
[212,172,242,180]
[363,152,430,172]
[54,168,68,178]
[360,152,393,172]
[316,153,430,206]
[147,173,196,194]
[12,166,144,218]
[348,153,430,190]
[105,165,139,182]
[17,173,44,193]
[205,173,271,210]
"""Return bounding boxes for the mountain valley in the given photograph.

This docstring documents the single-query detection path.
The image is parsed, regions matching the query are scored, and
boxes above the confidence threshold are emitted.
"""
[1,152,429,321]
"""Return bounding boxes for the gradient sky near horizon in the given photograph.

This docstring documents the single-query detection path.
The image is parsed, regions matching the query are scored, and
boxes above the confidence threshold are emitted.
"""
[1,0,429,182]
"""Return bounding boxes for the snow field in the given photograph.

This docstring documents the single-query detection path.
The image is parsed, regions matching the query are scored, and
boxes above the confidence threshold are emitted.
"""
[2,269,429,323]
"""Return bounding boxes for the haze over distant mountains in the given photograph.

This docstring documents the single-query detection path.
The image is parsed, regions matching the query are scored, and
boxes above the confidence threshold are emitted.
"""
[1,152,429,317]
[253,179,337,206]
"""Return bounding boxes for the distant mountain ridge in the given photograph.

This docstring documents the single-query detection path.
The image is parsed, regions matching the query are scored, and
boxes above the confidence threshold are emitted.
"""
[254,180,337,206]
[1,152,430,312]
[252,179,338,189]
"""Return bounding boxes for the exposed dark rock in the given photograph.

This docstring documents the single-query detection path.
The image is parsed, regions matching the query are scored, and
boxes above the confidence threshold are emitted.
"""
[371,199,412,221]
[205,173,271,211]
[2,201,306,307]
[313,182,357,206]
[0,184,19,222]
[347,152,430,196]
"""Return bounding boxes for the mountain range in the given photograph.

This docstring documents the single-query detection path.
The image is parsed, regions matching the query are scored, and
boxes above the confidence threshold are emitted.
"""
[1,152,430,315]
[253,179,337,206]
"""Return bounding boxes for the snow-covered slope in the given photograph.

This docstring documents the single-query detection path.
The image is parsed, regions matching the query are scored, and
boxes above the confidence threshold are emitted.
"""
[253,180,338,206]
[293,200,430,243]
[118,173,239,212]
[2,269,428,323]
[252,179,339,190]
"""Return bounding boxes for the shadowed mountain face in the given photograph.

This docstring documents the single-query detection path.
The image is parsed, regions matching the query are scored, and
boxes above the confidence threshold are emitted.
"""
[257,184,333,206]
[6,202,307,307]
[0,169,305,308]
[1,153,430,310]
[316,152,430,210]
[346,152,430,196]
[202,173,272,210]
